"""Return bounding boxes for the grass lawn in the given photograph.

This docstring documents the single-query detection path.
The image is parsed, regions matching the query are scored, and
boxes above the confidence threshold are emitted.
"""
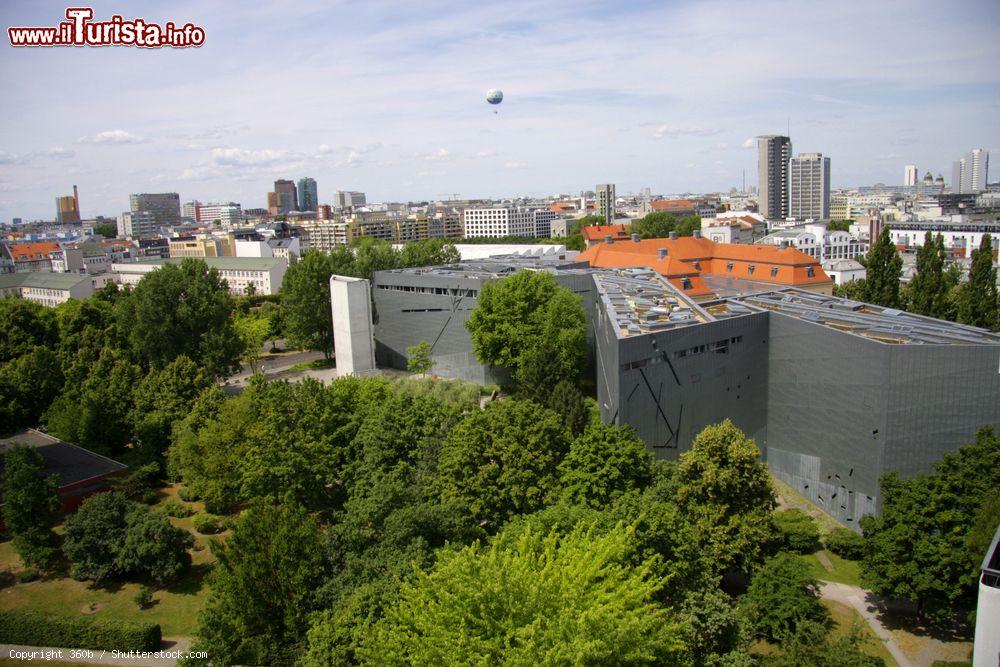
[769,472,843,535]
[288,358,336,372]
[799,549,863,587]
[0,485,221,639]
[822,598,898,666]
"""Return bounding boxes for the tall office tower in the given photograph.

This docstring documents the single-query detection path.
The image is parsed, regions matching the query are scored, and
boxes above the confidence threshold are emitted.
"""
[55,193,81,223]
[904,164,918,186]
[129,193,181,226]
[596,183,616,224]
[181,201,201,221]
[334,190,367,210]
[789,152,831,220]
[267,192,281,215]
[297,177,318,211]
[756,135,792,220]
[952,149,990,193]
[274,179,298,214]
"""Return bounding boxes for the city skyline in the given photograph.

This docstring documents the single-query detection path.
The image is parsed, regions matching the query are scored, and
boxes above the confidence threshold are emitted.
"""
[1,0,998,221]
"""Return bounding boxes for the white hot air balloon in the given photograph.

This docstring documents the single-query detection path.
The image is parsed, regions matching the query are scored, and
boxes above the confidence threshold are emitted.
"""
[486,89,503,113]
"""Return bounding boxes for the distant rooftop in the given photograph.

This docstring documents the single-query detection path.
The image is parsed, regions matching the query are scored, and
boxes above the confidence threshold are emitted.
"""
[731,289,1000,346]
[120,256,285,271]
[592,268,710,338]
[0,271,90,291]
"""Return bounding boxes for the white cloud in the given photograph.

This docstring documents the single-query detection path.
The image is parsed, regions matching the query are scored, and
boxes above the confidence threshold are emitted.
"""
[741,138,756,149]
[504,161,527,169]
[47,147,75,158]
[650,124,724,139]
[211,147,289,166]
[76,130,147,145]
[0,151,26,165]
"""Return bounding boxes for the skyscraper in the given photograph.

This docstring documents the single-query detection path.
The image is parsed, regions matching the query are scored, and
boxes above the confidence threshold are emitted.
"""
[904,165,918,186]
[334,190,367,210]
[55,192,80,223]
[129,193,180,226]
[952,149,989,194]
[297,177,318,211]
[757,135,792,220]
[789,152,831,220]
[596,183,616,224]
[274,179,298,214]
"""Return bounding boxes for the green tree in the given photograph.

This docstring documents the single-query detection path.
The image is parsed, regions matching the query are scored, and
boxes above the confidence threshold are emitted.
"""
[234,313,271,374]
[861,426,1000,621]
[280,250,336,358]
[116,506,193,583]
[767,620,885,667]
[360,525,687,665]
[956,234,998,330]
[676,420,776,574]
[353,237,401,280]
[0,297,57,364]
[633,212,677,239]
[547,379,591,436]
[740,553,829,642]
[773,508,821,554]
[466,270,587,391]
[0,346,64,435]
[128,356,212,464]
[117,258,241,375]
[563,214,605,250]
[824,527,865,561]
[558,423,653,508]
[862,228,903,308]
[62,491,132,584]
[93,223,118,238]
[191,498,326,666]
[1,447,60,569]
[405,341,434,375]
[399,238,460,268]
[44,346,140,457]
[827,220,853,233]
[434,399,569,529]
[906,232,948,317]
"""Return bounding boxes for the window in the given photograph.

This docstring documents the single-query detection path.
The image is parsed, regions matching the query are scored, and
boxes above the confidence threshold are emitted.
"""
[806,266,815,277]
[681,278,692,290]
[747,264,756,275]
[726,262,734,272]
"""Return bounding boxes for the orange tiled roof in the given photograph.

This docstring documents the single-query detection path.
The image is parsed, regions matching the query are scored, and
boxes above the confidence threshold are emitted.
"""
[7,242,62,260]
[581,224,631,242]
[577,236,831,289]
[649,199,697,212]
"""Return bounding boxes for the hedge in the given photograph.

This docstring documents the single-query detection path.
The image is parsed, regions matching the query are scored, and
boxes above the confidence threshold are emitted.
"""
[0,611,161,651]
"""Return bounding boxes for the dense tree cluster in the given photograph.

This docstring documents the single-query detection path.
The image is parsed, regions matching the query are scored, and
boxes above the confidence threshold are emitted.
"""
[861,425,1000,621]
[632,211,701,239]
[1,447,60,569]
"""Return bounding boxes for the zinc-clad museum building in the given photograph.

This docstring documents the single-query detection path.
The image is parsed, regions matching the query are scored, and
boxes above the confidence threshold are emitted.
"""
[354,248,1000,528]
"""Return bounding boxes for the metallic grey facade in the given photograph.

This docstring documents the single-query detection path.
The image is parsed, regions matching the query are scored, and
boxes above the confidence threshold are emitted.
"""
[367,259,1000,528]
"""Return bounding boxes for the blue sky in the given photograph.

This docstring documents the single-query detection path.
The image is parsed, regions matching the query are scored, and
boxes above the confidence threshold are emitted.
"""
[1,0,998,220]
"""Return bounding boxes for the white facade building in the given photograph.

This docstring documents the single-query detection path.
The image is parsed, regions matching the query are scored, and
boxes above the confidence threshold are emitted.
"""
[904,165,918,187]
[952,149,989,194]
[0,272,93,306]
[197,203,243,227]
[112,257,287,295]
[886,220,1000,259]
[758,222,867,261]
[463,207,550,238]
[821,259,866,286]
[789,152,831,221]
[117,210,159,239]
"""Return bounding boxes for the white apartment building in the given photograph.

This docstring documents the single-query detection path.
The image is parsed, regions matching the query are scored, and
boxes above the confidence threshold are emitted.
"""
[112,257,288,295]
[904,165,918,187]
[952,149,989,194]
[0,272,93,306]
[197,203,243,227]
[234,238,301,263]
[758,222,867,261]
[821,259,866,286]
[463,207,546,238]
[117,210,159,239]
[887,219,1000,259]
[789,152,831,220]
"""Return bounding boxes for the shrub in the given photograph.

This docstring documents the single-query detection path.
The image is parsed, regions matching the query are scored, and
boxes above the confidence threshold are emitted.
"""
[141,490,160,505]
[740,553,829,642]
[134,585,154,609]
[825,527,865,561]
[773,508,821,554]
[0,610,161,651]
[191,513,220,535]
[162,499,192,518]
[177,487,199,502]
[63,491,132,584]
[114,462,161,500]
[14,569,39,584]
[116,508,193,584]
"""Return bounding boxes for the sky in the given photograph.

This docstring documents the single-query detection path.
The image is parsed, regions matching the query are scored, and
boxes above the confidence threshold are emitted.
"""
[0,0,998,221]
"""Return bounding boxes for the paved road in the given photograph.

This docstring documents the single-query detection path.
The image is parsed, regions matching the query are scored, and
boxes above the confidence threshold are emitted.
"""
[820,581,913,667]
[1,639,191,666]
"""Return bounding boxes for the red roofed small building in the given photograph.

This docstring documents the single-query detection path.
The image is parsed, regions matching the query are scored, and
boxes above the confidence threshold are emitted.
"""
[576,232,833,299]
[581,224,632,248]
[4,242,63,273]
